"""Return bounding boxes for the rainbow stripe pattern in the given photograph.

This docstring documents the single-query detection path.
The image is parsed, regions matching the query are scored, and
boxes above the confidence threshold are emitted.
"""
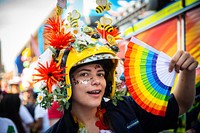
[124,37,176,116]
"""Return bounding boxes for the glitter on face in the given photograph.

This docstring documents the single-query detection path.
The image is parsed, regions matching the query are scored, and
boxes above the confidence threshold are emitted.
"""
[72,77,93,85]
[71,64,104,86]
[72,77,79,85]
[80,78,93,84]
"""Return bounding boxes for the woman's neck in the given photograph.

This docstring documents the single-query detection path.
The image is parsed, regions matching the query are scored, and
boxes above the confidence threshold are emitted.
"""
[71,104,99,133]
[71,104,98,123]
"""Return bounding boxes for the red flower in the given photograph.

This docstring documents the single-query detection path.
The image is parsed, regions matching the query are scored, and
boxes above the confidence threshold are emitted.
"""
[44,17,75,50]
[33,60,66,93]
[95,108,108,130]
[95,120,108,130]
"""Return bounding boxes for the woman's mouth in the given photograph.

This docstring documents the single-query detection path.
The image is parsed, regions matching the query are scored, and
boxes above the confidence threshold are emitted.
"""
[87,90,101,94]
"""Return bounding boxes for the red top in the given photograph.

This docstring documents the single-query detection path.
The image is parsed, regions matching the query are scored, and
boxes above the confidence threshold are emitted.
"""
[48,102,64,119]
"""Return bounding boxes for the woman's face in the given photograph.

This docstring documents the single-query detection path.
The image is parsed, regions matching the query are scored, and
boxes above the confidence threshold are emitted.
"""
[71,63,106,108]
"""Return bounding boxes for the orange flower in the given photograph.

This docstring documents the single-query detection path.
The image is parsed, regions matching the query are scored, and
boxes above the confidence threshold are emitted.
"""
[33,60,66,93]
[44,17,75,49]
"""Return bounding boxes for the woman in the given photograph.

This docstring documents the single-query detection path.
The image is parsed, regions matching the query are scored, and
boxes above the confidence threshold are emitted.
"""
[0,90,18,133]
[32,9,198,133]
[0,93,26,133]
[44,50,198,133]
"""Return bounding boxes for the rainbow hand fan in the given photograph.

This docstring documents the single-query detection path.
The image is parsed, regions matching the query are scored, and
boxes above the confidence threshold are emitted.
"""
[124,37,176,116]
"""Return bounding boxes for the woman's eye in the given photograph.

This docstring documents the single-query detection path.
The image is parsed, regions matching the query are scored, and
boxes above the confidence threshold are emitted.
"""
[98,73,105,77]
[80,73,88,77]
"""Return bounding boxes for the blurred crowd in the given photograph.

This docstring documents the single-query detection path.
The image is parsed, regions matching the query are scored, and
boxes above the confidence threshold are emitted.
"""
[0,75,64,133]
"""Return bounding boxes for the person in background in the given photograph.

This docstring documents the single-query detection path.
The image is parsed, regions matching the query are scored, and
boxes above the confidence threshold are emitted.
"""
[33,92,50,133]
[0,90,18,133]
[8,78,35,133]
[25,90,37,119]
[0,93,26,133]
[0,117,18,133]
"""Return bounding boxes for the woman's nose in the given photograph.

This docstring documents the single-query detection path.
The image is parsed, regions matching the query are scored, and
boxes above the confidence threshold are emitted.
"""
[91,77,100,85]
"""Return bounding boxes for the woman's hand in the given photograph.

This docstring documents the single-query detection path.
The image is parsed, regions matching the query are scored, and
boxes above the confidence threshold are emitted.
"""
[170,50,199,115]
[168,50,198,73]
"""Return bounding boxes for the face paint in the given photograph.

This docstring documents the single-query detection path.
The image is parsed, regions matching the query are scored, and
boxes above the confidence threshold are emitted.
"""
[72,77,94,85]
[72,77,79,85]
[94,64,101,69]
[71,64,105,86]
[80,77,93,84]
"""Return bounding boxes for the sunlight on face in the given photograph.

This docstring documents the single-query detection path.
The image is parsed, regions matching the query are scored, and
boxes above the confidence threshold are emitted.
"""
[71,63,106,108]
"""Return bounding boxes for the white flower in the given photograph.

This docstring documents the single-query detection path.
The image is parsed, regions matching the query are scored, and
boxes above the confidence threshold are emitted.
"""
[85,34,94,44]
[37,92,46,103]
[68,27,82,37]
[53,95,57,101]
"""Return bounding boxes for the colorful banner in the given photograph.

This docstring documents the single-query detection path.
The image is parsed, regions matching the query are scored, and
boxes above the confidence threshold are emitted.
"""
[185,7,200,64]
[135,18,178,57]
[125,1,183,37]
[185,0,199,6]
[185,6,200,88]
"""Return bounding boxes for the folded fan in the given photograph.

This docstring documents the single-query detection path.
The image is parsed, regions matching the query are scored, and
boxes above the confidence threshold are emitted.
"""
[124,37,176,116]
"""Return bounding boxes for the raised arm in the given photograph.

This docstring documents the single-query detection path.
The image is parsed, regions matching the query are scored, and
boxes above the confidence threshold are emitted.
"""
[168,50,198,115]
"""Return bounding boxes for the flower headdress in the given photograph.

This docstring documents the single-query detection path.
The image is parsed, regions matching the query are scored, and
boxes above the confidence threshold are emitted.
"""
[33,0,122,110]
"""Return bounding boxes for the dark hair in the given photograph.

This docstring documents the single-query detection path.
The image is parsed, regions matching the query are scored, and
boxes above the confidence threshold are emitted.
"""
[33,91,38,100]
[0,93,26,133]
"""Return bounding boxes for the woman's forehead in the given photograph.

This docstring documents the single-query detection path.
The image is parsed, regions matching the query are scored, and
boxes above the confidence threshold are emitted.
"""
[74,63,103,72]
[72,63,104,74]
